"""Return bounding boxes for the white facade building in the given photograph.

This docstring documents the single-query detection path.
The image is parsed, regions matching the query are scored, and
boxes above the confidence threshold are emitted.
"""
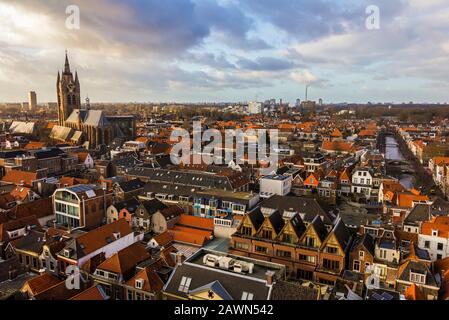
[260,175,292,198]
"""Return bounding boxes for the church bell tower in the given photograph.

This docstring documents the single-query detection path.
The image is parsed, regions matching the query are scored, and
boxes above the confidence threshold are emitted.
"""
[57,52,81,126]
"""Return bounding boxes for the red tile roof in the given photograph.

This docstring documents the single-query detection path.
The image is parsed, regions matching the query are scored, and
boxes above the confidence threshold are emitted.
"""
[125,267,164,293]
[421,216,449,238]
[69,285,109,300]
[2,170,40,187]
[96,242,150,274]
[177,214,214,231]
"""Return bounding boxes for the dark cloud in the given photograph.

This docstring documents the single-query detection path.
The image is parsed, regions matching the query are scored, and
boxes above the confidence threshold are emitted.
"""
[237,57,298,71]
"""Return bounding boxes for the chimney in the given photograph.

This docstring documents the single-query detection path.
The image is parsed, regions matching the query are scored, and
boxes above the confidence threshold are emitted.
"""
[265,271,275,285]
[175,252,184,266]
[8,266,17,280]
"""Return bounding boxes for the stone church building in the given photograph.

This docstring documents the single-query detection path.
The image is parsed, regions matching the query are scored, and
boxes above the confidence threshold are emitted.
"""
[51,53,135,149]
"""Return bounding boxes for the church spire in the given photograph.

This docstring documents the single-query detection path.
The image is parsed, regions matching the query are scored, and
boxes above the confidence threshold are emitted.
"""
[57,71,60,85]
[75,71,79,84]
[64,50,71,74]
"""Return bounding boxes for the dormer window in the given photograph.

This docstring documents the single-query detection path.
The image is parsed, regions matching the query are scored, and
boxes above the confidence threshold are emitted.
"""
[432,229,438,237]
[178,276,192,293]
[113,232,121,240]
[410,271,426,285]
[242,292,254,300]
[135,279,144,290]
[63,249,72,258]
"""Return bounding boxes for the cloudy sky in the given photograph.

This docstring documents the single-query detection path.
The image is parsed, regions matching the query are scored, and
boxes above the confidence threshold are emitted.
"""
[0,0,448,103]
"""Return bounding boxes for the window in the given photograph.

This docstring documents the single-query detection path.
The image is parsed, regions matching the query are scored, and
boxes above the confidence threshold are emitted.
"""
[262,229,273,239]
[108,273,118,280]
[438,243,444,251]
[255,246,268,254]
[437,254,443,260]
[297,269,313,280]
[353,260,360,272]
[178,276,192,293]
[135,279,144,289]
[322,259,340,271]
[305,237,315,247]
[359,251,365,258]
[235,242,250,251]
[282,234,293,243]
[299,255,316,263]
[127,290,133,300]
[276,250,292,258]
[326,246,338,254]
[242,292,254,300]
[432,230,438,237]
[424,241,430,249]
[410,272,426,285]
[241,226,252,236]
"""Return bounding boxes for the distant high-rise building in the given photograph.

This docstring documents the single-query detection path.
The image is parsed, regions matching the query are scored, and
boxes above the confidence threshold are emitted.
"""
[248,101,262,114]
[28,91,37,110]
[318,98,323,106]
[295,99,301,108]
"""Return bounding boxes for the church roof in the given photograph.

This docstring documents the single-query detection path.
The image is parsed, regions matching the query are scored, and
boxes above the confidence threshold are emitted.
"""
[66,109,110,127]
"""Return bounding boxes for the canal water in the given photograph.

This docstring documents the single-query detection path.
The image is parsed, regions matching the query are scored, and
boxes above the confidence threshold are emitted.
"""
[385,136,415,190]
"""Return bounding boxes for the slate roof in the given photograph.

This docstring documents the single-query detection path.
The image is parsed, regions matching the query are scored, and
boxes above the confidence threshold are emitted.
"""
[140,199,168,215]
[117,178,145,193]
[66,109,110,127]
[143,181,198,198]
[127,168,248,191]
[398,260,438,287]
[164,264,271,300]
[260,195,334,225]
[310,215,328,242]
[270,281,319,300]
[405,198,449,225]
[188,280,233,300]
[247,208,265,231]
[329,217,352,251]
[9,230,48,254]
[268,210,285,235]
[350,233,375,257]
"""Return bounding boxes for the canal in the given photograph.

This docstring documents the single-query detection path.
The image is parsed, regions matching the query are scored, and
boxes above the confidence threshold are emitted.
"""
[385,136,415,190]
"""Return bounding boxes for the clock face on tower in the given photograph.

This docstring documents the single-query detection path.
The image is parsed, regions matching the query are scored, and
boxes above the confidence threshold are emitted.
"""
[67,83,76,93]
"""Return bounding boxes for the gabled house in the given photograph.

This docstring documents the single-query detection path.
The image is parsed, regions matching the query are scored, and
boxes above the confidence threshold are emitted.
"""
[296,216,327,281]
[56,219,135,272]
[113,178,145,201]
[396,245,439,300]
[152,205,183,234]
[316,217,352,285]
[163,249,286,300]
[134,199,167,232]
[349,233,375,274]
[93,242,150,300]
[124,267,164,300]
[303,171,322,190]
